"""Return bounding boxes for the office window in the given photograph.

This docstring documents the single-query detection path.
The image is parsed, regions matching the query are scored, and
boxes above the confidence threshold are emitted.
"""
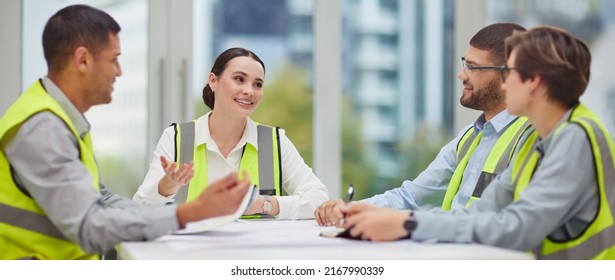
[341,0,454,198]
[20,0,460,200]
[488,0,615,137]
[192,0,315,161]
[22,0,148,197]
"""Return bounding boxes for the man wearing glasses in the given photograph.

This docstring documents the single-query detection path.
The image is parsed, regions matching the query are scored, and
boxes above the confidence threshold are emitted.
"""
[315,23,528,226]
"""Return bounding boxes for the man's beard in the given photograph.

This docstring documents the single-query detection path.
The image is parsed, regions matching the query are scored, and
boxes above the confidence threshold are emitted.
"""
[460,78,504,112]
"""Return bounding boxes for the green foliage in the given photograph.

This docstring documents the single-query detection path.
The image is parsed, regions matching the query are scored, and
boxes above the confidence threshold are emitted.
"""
[340,101,377,200]
[400,124,450,180]
[252,64,376,198]
[251,65,313,163]
[369,124,450,197]
[95,156,145,198]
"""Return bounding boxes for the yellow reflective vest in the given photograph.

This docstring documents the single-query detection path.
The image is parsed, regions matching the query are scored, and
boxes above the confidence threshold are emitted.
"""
[0,81,99,260]
[441,117,531,210]
[172,121,282,218]
[512,104,615,259]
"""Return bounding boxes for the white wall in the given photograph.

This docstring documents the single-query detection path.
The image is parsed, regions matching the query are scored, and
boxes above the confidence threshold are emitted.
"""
[0,1,22,115]
[313,0,342,199]
[454,0,486,133]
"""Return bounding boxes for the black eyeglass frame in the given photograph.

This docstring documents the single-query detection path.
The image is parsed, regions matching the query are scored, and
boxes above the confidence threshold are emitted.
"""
[460,57,504,71]
[499,66,520,82]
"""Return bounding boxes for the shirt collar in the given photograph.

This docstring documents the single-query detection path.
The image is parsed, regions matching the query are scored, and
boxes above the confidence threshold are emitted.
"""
[194,111,259,150]
[41,77,91,139]
[472,110,518,134]
[537,108,574,148]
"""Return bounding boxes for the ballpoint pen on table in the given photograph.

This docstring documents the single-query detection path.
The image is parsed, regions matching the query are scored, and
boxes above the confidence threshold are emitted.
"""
[345,184,354,205]
[340,184,354,225]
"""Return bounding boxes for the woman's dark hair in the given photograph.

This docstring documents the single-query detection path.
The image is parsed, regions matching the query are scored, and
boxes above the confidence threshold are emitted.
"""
[202,47,265,109]
[43,4,121,73]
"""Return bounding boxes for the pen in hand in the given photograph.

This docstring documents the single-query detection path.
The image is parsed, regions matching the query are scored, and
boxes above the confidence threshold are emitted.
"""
[340,184,354,226]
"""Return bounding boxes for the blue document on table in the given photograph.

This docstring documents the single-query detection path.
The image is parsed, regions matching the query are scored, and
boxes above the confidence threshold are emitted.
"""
[174,184,259,234]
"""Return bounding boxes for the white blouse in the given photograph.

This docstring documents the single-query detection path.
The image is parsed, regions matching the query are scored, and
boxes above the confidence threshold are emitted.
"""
[133,112,329,219]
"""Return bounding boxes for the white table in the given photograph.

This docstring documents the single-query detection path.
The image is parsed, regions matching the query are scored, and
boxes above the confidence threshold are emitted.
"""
[118,220,534,260]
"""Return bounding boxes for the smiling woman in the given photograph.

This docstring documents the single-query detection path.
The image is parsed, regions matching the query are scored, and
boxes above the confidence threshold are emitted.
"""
[133,47,330,220]
[204,50,265,126]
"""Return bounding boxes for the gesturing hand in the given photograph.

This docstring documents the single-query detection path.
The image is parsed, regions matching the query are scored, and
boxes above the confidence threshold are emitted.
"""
[158,155,194,196]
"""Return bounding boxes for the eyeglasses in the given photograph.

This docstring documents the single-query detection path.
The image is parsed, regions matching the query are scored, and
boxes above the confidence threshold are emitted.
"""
[460,57,503,72]
[500,66,519,82]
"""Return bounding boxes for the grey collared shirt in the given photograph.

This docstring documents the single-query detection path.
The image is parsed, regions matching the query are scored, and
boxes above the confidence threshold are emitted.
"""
[1,78,178,254]
[412,109,599,251]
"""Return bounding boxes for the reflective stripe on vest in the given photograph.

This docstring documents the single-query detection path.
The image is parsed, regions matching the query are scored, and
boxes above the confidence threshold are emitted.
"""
[0,203,68,241]
[0,80,99,260]
[172,121,282,204]
[441,117,531,210]
[511,129,538,193]
[256,125,276,191]
[456,127,478,164]
[512,104,615,259]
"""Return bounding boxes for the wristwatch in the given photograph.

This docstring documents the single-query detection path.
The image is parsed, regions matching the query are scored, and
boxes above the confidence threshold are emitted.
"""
[402,212,417,239]
[262,195,272,215]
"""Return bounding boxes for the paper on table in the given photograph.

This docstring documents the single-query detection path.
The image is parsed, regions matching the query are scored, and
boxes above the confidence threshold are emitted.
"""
[159,220,355,251]
[319,227,362,240]
[174,184,259,234]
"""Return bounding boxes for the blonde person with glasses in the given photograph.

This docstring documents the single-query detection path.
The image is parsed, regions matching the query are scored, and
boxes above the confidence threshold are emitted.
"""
[341,26,615,260]
[316,23,529,226]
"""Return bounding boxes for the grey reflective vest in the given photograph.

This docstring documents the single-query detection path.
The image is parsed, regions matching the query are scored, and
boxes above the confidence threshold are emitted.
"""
[512,104,615,259]
[441,117,531,210]
[172,121,282,204]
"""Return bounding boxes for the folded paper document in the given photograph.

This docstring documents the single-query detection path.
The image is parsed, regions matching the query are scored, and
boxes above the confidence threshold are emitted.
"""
[174,184,259,234]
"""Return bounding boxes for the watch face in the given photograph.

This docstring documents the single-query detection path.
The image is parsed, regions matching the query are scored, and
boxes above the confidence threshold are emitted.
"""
[404,218,417,232]
[263,201,273,212]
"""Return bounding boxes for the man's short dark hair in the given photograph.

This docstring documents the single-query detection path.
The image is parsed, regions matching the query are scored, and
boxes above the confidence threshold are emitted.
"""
[42,4,121,73]
[470,23,526,65]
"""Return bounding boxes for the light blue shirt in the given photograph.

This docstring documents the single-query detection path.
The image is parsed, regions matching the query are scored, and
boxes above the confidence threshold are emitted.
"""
[364,110,519,211]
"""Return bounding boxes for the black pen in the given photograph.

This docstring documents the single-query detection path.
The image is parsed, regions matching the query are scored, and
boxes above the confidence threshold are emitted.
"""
[345,184,354,205]
[340,184,354,225]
